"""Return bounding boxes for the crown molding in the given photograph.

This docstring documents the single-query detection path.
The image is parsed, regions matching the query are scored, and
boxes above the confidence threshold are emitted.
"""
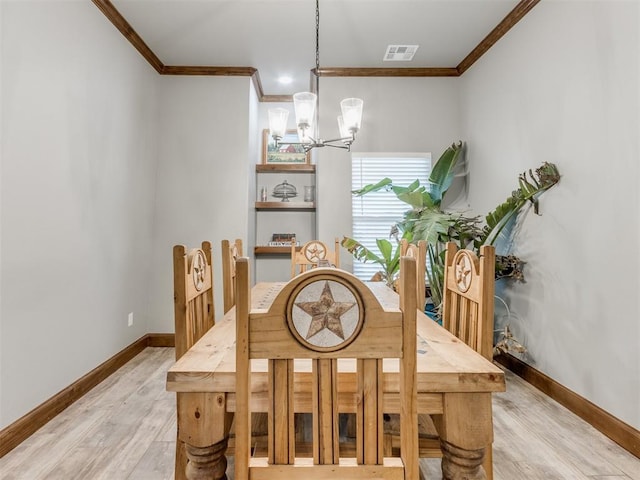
[317,67,460,78]
[91,0,163,73]
[93,0,540,99]
[457,0,542,75]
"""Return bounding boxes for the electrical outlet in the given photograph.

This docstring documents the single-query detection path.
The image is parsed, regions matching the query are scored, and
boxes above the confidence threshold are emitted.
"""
[128,312,134,327]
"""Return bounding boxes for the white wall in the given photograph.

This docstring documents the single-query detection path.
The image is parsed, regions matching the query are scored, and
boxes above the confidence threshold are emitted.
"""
[147,76,253,332]
[315,77,462,272]
[0,1,159,428]
[461,0,639,428]
[2,0,637,437]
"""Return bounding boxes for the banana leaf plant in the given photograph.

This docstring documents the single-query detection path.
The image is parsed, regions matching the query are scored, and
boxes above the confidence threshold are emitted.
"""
[480,162,561,247]
[340,236,402,288]
[343,141,561,314]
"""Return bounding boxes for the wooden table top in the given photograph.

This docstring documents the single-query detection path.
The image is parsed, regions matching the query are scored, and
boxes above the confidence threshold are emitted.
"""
[167,282,506,396]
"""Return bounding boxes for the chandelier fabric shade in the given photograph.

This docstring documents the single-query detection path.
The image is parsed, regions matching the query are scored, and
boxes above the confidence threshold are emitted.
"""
[267,0,363,152]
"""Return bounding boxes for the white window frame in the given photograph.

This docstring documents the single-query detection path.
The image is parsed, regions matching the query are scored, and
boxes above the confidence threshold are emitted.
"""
[350,152,432,282]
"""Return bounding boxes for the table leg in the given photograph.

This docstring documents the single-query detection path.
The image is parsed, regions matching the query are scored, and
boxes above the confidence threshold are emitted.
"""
[185,439,228,480]
[440,439,486,480]
[177,392,233,480]
[436,392,493,480]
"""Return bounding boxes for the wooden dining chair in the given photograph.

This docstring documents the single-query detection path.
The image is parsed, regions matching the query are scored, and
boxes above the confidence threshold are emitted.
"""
[385,241,496,478]
[291,238,340,277]
[290,238,341,444]
[385,239,440,473]
[400,238,427,312]
[221,238,270,457]
[172,242,216,480]
[234,256,419,479]
[221,238,243,314]
[439,241,496,478]
[442,241,495,361]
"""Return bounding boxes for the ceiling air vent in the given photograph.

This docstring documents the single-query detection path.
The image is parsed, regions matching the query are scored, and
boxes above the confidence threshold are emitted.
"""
[384,45,419,61]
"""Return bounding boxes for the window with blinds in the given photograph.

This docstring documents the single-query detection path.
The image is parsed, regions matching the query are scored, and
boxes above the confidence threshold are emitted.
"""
[351,153,431,281]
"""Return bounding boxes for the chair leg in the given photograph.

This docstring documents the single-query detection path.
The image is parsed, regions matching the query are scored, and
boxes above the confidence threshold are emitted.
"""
[483,444,493,480]
[175,438,187,480]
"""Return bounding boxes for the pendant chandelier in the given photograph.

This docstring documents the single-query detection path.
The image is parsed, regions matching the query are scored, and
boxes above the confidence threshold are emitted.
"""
[268,0,364,153]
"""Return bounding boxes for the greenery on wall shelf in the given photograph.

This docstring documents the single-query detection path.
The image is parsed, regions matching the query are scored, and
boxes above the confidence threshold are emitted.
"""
[342,141,561,319]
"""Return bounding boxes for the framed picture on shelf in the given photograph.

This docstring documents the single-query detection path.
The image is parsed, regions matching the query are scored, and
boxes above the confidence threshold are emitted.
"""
[262,129,310,165]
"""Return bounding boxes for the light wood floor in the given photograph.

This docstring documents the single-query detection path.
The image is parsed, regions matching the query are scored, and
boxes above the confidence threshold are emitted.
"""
[1,347,638,479]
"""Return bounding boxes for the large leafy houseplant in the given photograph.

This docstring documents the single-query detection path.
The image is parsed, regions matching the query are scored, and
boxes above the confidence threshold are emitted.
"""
[343,141,561,314]
[340,237,401,288]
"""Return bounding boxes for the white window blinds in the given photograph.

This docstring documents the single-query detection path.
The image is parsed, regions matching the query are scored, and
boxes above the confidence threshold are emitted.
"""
[351,153,431,281]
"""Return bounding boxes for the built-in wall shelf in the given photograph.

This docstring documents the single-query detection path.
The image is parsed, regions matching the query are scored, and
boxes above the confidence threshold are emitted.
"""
[256,164,315,173]
[255,201,315,211]
[254,162,316,279]
[254,246,302,256]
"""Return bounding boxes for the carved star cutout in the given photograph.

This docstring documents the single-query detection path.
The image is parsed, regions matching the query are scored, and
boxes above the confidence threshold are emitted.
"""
[295,281,356,340]
[192,252,206,291]
[230,245,239,275]
[304,242,326,262]
[455,255,472,291]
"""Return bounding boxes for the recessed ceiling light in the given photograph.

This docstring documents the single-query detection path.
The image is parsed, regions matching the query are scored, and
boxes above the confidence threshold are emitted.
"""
[278,76,293,85]
[384,45,419,61]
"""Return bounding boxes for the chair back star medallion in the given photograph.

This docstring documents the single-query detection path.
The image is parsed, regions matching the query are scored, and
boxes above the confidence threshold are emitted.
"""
[454,250,474,293]
[190,249,207,292]
[302,240,328,263]
[287,277,364,351]
[230,244,240,276]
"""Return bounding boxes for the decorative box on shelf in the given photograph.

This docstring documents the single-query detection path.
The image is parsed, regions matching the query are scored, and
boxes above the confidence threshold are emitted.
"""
[267,233,298,247]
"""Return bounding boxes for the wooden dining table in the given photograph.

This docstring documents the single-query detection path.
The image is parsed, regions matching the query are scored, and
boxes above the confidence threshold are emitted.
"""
[166,281,506,480]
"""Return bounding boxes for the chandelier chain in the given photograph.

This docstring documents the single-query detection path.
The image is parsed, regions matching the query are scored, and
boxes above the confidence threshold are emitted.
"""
[315,0,320,73]
[267,0,361,152]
